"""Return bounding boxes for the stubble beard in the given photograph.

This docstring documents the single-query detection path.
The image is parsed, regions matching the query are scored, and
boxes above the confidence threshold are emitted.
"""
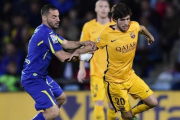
[47,20,58,30]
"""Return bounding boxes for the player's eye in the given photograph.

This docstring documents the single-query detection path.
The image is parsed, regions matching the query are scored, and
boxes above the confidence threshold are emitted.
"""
[52,16,56,19]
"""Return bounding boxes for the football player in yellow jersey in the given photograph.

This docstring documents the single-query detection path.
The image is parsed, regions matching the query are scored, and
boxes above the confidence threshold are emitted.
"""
[71,3,158,120]
[77,0,117,120]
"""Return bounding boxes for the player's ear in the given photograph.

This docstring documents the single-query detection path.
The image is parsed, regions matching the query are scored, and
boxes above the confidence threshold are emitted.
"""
[95,7,97,12]
[42,15,46,22]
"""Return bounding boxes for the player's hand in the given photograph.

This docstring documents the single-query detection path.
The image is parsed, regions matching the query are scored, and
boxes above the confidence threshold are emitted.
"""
[81,41,96,49]
[68,51,80,62]
[77,68,86,83]
[145,36,154,45]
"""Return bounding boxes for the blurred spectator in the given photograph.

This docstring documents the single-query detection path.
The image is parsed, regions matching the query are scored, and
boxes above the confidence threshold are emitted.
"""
[151,70,173,90]
[155,0,167,18]
[0,43,24,76]
[12,0,30,15]
[1,21,12,44]
[0,1,13,22]
[77,0,96,18]
[79,11,95,29]
[150,0,158,9]
[69,8,79,24]
[0,21,12,58]
[28,1,42,28]
[173,0,180,12]
[160,4,180,65]
[139,0,162,30]
[171,62,180,90]
[170,27,180,67]
[11,14,26,48]
[0,62,21,92]
[135,16,161,77]
[46,0,74,15]
[20,25,34,50]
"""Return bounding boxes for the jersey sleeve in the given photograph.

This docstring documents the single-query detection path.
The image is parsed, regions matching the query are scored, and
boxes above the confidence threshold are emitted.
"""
[46,33,64,54]
[95,31,107,49]
[80,23,90,42]
[135,21,141,32]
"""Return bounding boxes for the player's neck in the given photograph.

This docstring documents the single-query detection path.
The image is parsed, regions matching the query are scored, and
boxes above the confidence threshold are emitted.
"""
[42,22,54,30]
[115,25,126,33]
[96,16,110,25]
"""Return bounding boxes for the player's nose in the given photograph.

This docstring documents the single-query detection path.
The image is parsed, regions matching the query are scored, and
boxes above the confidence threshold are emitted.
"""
[56,17,60,22]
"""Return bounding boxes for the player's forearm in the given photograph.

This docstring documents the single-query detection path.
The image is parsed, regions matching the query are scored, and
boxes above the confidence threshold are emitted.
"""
[75,45,97,54]
[63,41,82,49]
[55,50,79,62]
[139,25,153,38]
[79,61,85,69]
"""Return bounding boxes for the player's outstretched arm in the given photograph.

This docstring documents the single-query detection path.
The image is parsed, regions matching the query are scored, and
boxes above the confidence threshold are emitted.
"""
[61,39,96,50]
[54,48,94,63]
[139,25,155,45]
[54,50,79,62]
[68,44,97,62]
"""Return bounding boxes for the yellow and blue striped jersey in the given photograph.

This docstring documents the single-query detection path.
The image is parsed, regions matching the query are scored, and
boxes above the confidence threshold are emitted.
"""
[22,24,64,79]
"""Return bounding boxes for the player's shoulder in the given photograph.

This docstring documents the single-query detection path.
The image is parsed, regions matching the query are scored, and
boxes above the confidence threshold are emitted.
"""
[34,24,45,35]
[83,19,96,27]
[102,25,113,34]
[109,19,116,25]
[130,21,140,27]
[129,21,140,31]
[34,24,52,37]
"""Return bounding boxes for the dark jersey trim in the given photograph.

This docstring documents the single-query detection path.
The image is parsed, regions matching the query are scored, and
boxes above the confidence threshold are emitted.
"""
[103,45,109,81]
[106,81,117,112]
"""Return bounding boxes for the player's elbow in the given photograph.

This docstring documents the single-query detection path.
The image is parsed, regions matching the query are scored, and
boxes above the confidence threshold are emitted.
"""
[54,50,70,62]
[140,25,146,31]
[61,44,68,50]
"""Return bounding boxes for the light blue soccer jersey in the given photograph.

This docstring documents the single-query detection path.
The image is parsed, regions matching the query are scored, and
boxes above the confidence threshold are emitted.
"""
[22,24,64,79]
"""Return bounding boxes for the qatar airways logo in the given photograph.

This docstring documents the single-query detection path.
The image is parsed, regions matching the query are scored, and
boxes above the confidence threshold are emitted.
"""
[116,42,136,53]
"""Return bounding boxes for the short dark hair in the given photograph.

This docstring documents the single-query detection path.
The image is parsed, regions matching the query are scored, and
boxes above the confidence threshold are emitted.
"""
[41,4,58,16]
[111,3,132,21]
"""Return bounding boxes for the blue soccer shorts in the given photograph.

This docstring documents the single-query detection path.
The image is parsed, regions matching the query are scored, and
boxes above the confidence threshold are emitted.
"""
[22,75,63,111]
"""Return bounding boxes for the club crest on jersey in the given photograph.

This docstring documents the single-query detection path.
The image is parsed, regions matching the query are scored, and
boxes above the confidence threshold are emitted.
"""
[130,31,135,38]
[50,34,58,44]
[97,36,100,42]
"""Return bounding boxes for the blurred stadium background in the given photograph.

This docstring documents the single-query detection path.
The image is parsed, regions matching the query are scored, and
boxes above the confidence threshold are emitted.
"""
[0,0,180,120]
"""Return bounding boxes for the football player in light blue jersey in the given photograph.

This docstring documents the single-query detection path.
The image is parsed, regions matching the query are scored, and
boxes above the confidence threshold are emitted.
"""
[21,4,94,120]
